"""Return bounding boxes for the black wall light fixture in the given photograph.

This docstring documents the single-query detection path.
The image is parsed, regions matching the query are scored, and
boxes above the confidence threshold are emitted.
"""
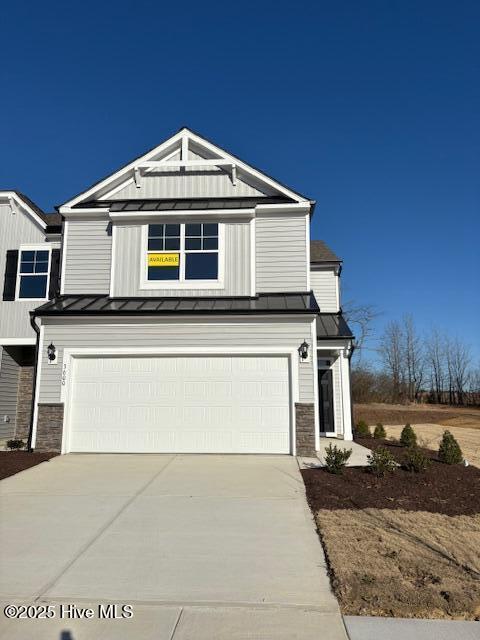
[298,340,310,360]
[47,342,56,362]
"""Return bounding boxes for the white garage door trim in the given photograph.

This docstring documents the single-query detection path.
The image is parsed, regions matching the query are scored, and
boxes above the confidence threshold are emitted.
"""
[60,347,299,455]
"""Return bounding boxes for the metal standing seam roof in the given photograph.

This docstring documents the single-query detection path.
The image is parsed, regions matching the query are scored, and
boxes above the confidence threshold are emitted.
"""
[75,196,293,211]
[316,313,353,339]
[32,293,320,316]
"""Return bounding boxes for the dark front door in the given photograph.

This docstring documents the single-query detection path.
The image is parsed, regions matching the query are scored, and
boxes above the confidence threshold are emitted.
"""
[318,368,334,433]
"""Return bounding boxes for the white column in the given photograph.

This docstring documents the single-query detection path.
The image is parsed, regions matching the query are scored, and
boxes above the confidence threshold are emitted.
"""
[339,348,353,441]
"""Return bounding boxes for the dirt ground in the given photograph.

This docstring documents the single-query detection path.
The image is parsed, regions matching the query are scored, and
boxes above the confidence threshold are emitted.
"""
[302,437,480,619]
[317,508,480,620]
[0,451,57,480]
[354,402,480,430]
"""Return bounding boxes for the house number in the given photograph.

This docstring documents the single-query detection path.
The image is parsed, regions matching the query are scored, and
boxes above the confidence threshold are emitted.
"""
[61,363,67,386]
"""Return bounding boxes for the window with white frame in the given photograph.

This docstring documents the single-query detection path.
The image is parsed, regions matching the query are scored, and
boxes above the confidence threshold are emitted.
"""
[16,248,51,300]
[146,223,219,283]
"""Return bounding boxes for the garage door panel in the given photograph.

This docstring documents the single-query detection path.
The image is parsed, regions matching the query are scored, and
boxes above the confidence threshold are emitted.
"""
[68,356,291,454]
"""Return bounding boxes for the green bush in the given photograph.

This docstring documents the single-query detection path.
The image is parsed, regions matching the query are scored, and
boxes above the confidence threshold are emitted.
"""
[324,444,352,475]
[403,446,431,473]
[367,447,397,476]
[355,420,371,437]
[373,423,386,439]
[438,430,463,465]
[6,439,25,450]
[400,424,417,448]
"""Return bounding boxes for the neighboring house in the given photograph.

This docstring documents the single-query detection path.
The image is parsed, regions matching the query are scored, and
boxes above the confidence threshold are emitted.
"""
[1,128,353,456]
[0,192,61,442]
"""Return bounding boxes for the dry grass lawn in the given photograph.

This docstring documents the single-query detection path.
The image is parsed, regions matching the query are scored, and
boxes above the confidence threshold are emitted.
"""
[354,402,480,430]
[318,509,480,620]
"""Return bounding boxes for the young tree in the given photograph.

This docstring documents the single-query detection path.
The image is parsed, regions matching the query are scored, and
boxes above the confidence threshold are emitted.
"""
[343,300,379,366]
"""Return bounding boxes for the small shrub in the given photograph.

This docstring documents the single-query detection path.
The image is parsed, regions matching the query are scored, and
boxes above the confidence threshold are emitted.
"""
[438,430,463,465]
[324,444,352,474]
[367,447,397,476]
[403,446,431,473]
[355,420,371,437]
[400,423,417,448]
[373,423,386,439]
[6,439,25,450]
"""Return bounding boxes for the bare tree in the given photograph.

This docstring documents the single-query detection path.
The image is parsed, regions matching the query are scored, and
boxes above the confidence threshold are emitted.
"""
[379,321,404,402]
[403,315,425,402]
[426,328,445,403]
[343,300,379,366]
[447,337,471,405]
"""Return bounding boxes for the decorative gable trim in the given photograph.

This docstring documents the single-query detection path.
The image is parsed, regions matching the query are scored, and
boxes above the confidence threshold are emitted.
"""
[58,128,311,212]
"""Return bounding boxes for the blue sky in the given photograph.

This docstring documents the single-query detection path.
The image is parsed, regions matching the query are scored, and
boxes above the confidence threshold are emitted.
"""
[1,1,479,364]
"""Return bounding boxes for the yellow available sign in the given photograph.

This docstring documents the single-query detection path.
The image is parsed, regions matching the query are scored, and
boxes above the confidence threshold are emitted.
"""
[148,253,179,267]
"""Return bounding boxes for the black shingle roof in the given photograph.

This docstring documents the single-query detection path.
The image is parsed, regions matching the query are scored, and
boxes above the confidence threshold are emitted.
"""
[310,240,341,263]
[32,293,320,317]
[5,191,62,231]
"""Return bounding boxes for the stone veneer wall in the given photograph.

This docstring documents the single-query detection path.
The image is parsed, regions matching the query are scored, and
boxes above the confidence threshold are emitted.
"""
[35,403,64,452]
[15,366,34,440]
[295,403,316,456]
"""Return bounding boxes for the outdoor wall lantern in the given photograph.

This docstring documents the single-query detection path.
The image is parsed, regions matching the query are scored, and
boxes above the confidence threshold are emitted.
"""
[298,340,310,361]
[47,342,57,362]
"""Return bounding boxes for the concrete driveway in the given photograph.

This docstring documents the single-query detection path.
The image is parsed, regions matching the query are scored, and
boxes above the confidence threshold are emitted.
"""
[0,455,347,639]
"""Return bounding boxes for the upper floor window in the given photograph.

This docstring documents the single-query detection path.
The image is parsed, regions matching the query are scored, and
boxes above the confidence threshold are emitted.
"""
[146,223,219,284]
[16,248,51,300]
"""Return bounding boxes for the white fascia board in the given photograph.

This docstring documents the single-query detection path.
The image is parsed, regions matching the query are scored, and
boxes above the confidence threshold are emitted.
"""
[109,209,255,222]
[255,202,311,214]
[60,208,110,219]
[41,314,316,326]
[0,192,47,230]
[0,338,37,346]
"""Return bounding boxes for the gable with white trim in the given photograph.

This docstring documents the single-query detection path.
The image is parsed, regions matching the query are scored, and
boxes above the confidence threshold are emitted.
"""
[60,128,308,209]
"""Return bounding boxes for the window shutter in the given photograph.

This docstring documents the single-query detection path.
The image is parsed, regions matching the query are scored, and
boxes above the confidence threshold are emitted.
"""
[2,250,19,301]
[48,249,61,299]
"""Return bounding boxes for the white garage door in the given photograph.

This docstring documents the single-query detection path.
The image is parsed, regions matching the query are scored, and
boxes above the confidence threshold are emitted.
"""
[67,355,291,454]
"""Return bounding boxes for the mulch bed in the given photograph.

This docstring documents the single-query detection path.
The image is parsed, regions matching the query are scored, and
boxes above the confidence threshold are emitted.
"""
[302,438,480,516]
[0,451,58,480]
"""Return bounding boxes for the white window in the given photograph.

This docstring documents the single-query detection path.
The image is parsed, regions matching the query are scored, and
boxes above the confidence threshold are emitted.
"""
[142,222,223,289]
[16,246,51,300]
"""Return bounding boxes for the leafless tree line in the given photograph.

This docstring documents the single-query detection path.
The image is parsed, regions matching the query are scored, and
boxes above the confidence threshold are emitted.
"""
[352,315,479,406]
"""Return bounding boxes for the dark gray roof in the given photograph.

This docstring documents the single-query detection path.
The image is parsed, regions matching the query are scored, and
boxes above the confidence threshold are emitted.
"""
[75,196,292,211]
[33,293,320,317]
[4,191,62,231]
[310,240,341,263]
[316,314,353,339]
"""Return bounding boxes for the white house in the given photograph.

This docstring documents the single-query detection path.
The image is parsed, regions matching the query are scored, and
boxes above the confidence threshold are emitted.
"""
[1,128,354,456]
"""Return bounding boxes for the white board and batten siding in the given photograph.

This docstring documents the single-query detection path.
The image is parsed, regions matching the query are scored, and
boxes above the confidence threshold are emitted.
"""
[0,347,19,439]
[112,221,251,297]
[310,268,339,312]
[62,220,112,294]
[256,213,308,292]
[0,203,48,339]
